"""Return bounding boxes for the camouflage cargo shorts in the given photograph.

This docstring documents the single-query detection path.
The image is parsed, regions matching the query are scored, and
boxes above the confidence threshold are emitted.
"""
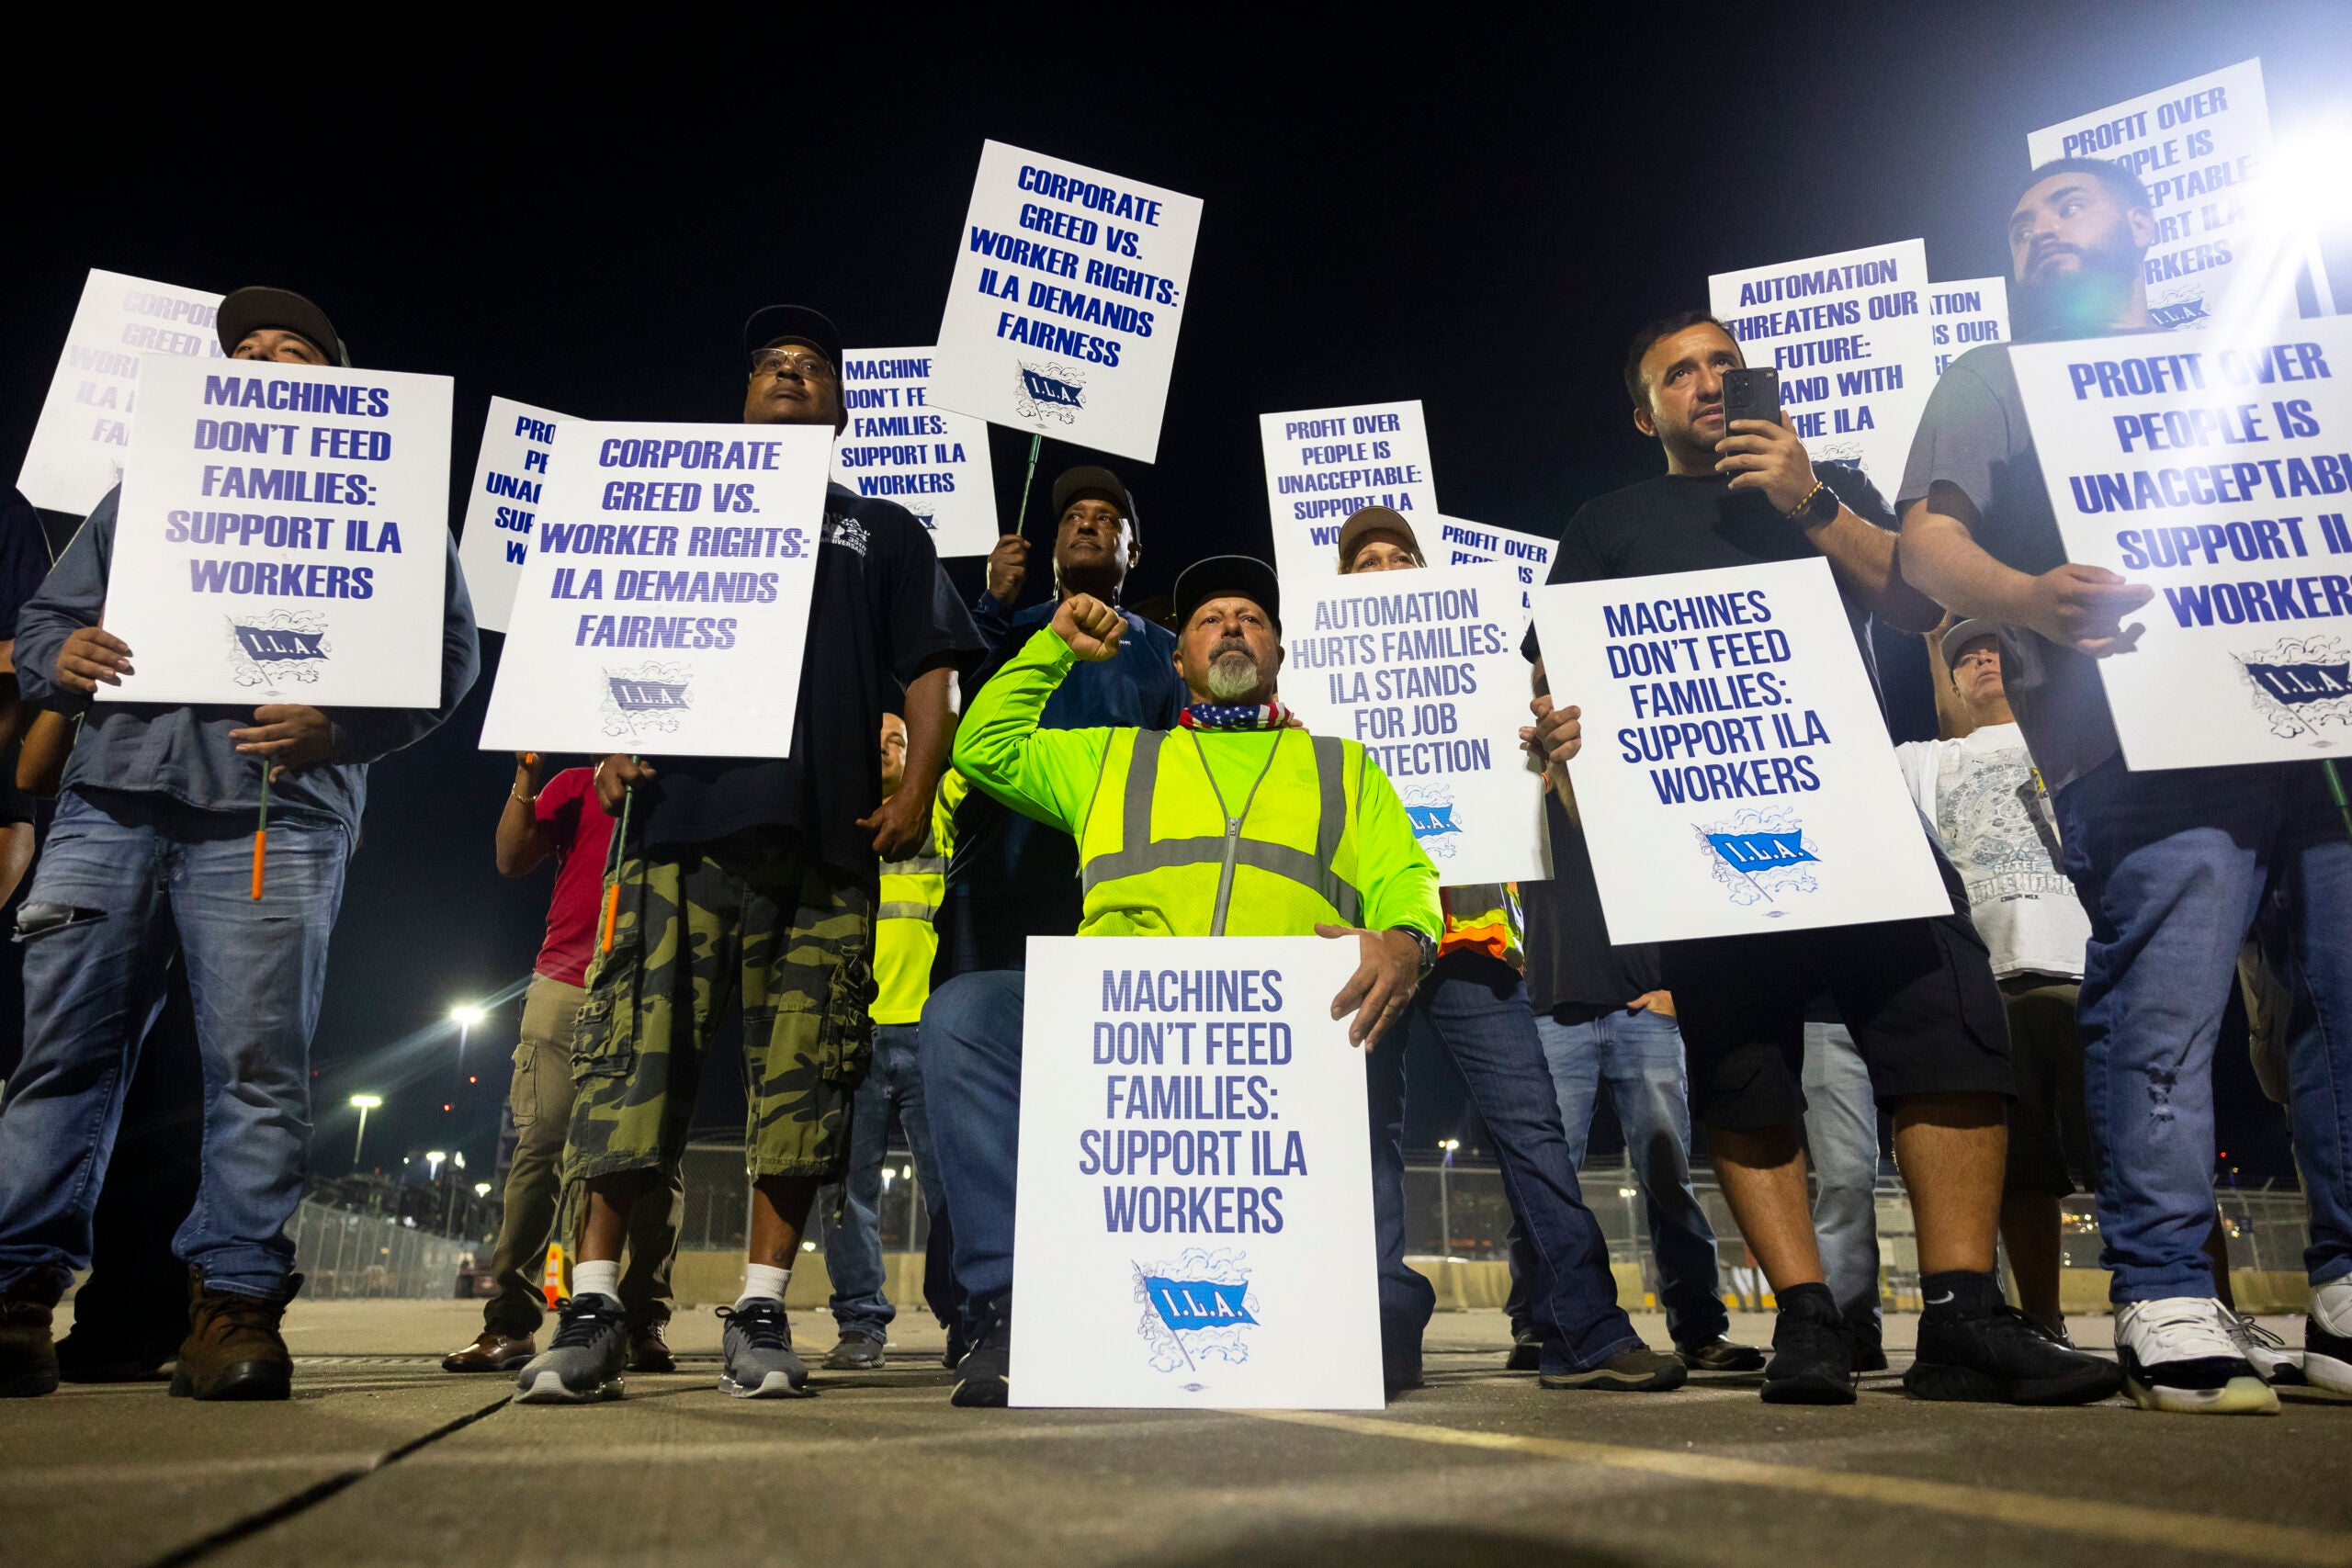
[566,829,876,1182]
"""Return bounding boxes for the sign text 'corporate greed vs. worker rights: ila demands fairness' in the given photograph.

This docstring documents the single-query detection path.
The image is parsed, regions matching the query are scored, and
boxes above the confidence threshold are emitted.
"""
[478,422,829,758]
[2010,319,2352,769]
[99,354,452,709]
[1532,558,1945,944]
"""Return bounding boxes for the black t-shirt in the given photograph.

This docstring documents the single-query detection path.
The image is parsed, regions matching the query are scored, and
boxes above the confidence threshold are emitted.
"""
[638,484,986,881]
[1522,788,1662,1017]
[1522,462,1895,706]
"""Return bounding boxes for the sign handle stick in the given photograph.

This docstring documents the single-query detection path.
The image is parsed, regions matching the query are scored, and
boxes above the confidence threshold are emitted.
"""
[599,761,639,954]
[250,765,270,900]
[2324,760,2352,847]
[1012,434,1042,536]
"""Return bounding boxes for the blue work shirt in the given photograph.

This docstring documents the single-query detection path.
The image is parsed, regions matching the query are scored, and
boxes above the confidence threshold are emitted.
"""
[13,486,481,838]
[933,592,1185,978]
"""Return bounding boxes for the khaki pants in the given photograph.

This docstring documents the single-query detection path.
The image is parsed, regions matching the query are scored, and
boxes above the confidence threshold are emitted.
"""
[483,974,683,1333]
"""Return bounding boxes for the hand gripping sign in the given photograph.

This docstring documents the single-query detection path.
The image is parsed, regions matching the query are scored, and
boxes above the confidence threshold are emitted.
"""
[930,141,1203,464]
[1529,558,1947,943]
[99,354,453,709]
[1012,936,1382,1409]
[478,422,831,757]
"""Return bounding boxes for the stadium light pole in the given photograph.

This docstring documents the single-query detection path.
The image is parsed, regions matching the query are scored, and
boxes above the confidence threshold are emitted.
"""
[349,1094,382,1167]
[449,1004,485,1080]
[1438,1139,1461,1258]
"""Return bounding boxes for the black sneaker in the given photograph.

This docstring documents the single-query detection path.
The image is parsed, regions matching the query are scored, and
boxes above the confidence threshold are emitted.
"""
[0,1296,59,1399]
[514,1294,629,1404]
[824,1328,887,1371]
[1847,1310,1888,1373]
[951,1305,1009,1408]
[1539,1345,1689,1391]
[1761,1293,1856,1405]
[943,1320,969,1371]
[2307,1313,2352,1398]
[1504,1323,1541,1372]
[1676,1335,1765,1372]
[1905,1303,2123,1404]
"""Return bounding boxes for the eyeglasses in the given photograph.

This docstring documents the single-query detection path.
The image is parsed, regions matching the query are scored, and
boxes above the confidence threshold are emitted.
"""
[750,348,834,381]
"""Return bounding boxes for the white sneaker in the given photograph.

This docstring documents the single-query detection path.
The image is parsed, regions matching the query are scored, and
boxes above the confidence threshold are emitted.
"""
[2307,1277,2352,1398]
[2224,1311,2305,1385]
[2115,1297,2278,1415]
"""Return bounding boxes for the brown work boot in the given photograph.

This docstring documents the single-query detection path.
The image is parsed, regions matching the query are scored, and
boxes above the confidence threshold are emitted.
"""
[442,1325,537,1372]
[1,1294,61,1398]
[628,1320,676,1373]
[170,1269,298,1401]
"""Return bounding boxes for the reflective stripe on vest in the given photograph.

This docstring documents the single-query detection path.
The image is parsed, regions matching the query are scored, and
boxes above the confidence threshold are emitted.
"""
[1080,728,1363,934]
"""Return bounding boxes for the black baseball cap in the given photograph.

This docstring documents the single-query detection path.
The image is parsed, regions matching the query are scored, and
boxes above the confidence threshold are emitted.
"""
[216,287,348,367]
[742,305,843,375]
[1051,465,1138,538]
[1173,555,1281,634]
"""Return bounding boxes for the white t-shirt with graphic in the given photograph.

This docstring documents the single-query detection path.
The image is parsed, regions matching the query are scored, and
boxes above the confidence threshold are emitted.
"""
[1894,722,2089,980]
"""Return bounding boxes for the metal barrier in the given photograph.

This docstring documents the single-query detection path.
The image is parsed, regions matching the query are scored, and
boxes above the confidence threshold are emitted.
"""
[286,1199,475,1300]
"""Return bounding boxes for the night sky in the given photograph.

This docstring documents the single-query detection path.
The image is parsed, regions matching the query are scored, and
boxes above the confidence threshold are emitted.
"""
[5,2,2344,1182]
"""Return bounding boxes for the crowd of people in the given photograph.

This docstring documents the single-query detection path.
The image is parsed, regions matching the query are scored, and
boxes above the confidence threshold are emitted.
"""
[0,154,2345,1425]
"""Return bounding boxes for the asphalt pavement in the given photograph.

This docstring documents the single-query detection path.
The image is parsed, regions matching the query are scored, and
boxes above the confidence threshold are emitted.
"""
[6,1300,2348,1568]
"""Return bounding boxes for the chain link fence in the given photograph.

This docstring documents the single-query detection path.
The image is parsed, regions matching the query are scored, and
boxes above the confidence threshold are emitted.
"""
[286,1198,476,1300]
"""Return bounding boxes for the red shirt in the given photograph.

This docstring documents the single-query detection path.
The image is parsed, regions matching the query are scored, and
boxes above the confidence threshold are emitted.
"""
[533,767,616,987]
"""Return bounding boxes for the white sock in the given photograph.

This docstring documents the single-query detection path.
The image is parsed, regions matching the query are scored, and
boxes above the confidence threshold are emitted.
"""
[736,1264,790,1308]
[572,1259,620,1303]
[2313,1275,2352,1336]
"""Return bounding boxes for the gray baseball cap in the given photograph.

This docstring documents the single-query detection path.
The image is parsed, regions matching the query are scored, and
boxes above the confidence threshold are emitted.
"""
[1940,617,2003,670]
[216,287,349,366]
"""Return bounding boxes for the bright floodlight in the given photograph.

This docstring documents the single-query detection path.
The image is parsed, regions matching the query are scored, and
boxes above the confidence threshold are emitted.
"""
[349,1094,382,1110]
[1440,1138,1461,1151]
[427,1150,447,1163]
[474,1183,492,1197]
[449,1005,486,1026]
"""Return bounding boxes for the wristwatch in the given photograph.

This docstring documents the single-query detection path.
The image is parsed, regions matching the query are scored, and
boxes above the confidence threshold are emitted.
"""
[1390,925,1438,980]
[1786,479,1839,524]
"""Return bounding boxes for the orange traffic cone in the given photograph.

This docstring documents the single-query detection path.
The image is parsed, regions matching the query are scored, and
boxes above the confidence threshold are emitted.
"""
[543,1240,569,1308]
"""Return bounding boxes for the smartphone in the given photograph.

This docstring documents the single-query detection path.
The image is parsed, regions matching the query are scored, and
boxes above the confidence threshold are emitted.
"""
[1720,367,1781,429]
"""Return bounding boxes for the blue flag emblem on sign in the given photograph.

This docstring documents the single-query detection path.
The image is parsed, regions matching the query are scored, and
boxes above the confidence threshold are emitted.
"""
[608,678,689,711]
[233,626,325,661]
[2245,660,2352,705]
[1020,368,1084,408]
[1143,1276,1257,1333]
[1705,830,1816,869]
[1404,804,1460,838]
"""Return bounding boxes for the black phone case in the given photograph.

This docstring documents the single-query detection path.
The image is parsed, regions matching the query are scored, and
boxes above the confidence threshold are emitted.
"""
[1721,367,1780,426]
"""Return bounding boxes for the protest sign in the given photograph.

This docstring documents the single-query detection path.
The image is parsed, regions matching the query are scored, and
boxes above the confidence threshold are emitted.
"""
[1427,516,1555,622]
[832,347,999,558]
[97,355,452,709]
[1710,240,1936,500]
[2027,60,2321,329]
[1011,935,1383,1410]
[1529,558,1947,943]
[478,422,829,757]
[2008,319,2352,768]
[931,141,1202,464]
[1932,278,2013,378]
[17,268,225,515]
[1283,563,1550,886]
[1259,401,1439,579]
[457,397,571,634]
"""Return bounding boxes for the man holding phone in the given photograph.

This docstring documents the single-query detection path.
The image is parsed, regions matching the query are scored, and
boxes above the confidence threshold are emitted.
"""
[1524,313,2121,1407]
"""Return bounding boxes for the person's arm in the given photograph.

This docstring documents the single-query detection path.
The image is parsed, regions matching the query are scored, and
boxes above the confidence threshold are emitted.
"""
[311,535,485,766]
[1718,416,1943,633]
[15,494,116,714]
[15,709,75,797]
[971,535,1028,649]
[496,752,558,877]
[1317,751,1442,1047]
[950,607,1122,834]
[859,660,960,859]
[1899,486,2152,657]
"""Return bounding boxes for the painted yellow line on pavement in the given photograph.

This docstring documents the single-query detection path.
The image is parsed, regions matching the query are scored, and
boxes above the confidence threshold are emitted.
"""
[1247,1409,2352,1566]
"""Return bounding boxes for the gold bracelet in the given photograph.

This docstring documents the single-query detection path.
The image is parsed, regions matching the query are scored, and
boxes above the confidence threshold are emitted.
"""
[1783,480,1827,521]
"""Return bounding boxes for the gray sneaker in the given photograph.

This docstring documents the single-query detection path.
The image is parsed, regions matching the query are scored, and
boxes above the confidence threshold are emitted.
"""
[718,1300,811,1398]
[514,1295,628,1404]
[823,1328,887,1371]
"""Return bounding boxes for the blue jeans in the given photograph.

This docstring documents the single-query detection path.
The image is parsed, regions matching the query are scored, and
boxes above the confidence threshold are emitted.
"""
[0,790,348,1302]
[2057,757,2352,1300]
[824,1022,948,1337]
[922,967,1439,1387]
[1408,955,1641,1374]
[1802,1021,1883,1323]
[1523,1006,1728,1346]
